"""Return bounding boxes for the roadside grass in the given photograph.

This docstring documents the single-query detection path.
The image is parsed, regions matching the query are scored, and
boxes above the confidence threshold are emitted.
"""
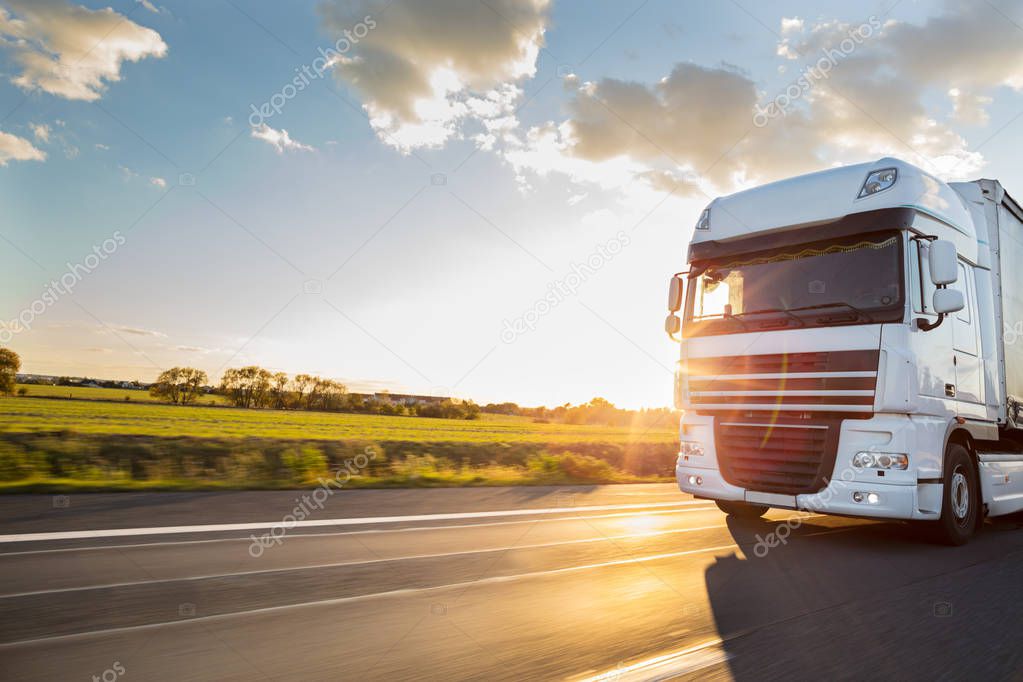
[0,395,679,492]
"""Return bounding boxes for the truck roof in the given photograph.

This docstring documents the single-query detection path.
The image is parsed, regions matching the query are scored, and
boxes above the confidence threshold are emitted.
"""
[691,157,976,247]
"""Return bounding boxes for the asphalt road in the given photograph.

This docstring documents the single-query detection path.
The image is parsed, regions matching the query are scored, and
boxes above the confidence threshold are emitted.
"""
[2,483,1023,681]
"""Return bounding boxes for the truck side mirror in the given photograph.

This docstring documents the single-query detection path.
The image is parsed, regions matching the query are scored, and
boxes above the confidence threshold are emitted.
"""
[932,288,964,315]
[665,314,681,337]
[667,274,685,312]
[917,242,963,331]
[928,240,958,285]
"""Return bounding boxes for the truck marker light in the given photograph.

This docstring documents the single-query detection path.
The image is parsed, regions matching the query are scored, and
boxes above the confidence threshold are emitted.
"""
[857,167,898,198]
[695,208,711,231]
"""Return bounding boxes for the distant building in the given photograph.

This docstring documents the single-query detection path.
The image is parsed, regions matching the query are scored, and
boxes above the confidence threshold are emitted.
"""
[369,393,450,406]
[15,374,56,385]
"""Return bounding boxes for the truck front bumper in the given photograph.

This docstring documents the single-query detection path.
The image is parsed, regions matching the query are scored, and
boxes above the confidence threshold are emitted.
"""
[675,413,945,521]
[677,461,938,519]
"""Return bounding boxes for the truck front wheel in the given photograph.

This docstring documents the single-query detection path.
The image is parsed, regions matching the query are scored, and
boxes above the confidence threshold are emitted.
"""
[933,443,979,546]
[715,500,769,519]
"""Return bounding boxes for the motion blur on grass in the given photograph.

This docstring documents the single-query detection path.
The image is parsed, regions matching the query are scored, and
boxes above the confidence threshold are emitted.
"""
[0,351,678,492]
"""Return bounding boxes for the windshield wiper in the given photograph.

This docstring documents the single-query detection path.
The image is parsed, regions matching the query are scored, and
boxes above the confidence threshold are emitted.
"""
[730,308,806,328]
[786,302,872,321]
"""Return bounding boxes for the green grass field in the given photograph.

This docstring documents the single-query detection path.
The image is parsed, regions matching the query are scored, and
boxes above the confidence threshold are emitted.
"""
[0,389,679,491]
[1,393,675,443]
[15,383,231,405]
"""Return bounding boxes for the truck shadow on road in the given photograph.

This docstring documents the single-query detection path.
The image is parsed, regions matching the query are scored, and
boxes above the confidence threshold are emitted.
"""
[702,513,1023,679]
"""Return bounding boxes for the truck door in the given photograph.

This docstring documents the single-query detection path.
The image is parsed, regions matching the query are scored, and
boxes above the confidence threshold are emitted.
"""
[952,262,984,416]
[911,238,957,408]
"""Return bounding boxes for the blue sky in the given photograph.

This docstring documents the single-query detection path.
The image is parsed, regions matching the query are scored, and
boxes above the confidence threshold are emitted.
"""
[2,0,1022,408]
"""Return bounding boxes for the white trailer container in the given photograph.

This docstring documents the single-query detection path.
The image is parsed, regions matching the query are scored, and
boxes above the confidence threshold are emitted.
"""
[666,158,1023,544]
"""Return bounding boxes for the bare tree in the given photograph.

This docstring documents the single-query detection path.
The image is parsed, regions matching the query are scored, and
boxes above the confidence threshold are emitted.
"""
[150,367,208,404]
[220,366,273,408]
[293,373,314,408]
[270,372,290,409]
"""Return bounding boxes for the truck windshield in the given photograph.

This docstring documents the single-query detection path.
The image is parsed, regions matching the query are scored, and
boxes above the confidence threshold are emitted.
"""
[685,230,903,336]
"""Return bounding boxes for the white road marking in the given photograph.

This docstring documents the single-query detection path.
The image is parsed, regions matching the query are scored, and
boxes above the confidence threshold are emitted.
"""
[577,639,730,681]
[0,523,853,649]
[0,506,717,557]
[0,541,747,649]
[0,523,733,598]
[0,500,710,544]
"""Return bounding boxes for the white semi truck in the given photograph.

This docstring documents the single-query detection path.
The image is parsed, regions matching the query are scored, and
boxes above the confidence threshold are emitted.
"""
[666,158,1023,544]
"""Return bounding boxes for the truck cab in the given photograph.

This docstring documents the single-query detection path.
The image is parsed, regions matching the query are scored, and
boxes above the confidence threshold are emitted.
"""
[667,158,1023,545]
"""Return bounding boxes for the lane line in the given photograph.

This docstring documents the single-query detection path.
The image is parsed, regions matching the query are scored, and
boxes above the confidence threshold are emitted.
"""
[0,500,710,544]
[577,639,730,681]
[0,542,746,649]
[0,523,853,649]
[0,523,734,598]
[0,506,717,557]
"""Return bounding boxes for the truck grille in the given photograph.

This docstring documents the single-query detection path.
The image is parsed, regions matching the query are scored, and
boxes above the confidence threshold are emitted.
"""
[685,349,879,416]
[715,421,838,495]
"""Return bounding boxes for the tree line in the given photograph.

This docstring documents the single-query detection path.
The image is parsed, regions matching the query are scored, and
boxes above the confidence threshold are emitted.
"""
[483,396,676,429]
[0,349,674,426]
[149,365,481,419]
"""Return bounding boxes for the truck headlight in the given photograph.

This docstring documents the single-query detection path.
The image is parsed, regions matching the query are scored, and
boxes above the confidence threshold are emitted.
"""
[680,441,705,457]
[857,168,898,198]
[853,451,908,470]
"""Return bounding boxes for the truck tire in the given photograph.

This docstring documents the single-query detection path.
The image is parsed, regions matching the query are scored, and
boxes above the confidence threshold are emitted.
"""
[715,500,769,518]
[933,443,979,546]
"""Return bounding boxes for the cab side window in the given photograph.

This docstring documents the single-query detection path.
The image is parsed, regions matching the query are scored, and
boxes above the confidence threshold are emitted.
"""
[952,262,971,323]
[911,240,937,314]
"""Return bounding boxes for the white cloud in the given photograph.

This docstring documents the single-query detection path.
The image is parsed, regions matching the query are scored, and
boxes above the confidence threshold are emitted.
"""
[0,0,167,101]
[507,3,1023,196]
[110,325,166,338]
[948,88,993,126]
[0,128,46,166]
[250,123,315,153]
[780,17,804,34]
[30,123,50,142]
[136,0,163,14]
[149,176,166,188]
[320,0,550,150]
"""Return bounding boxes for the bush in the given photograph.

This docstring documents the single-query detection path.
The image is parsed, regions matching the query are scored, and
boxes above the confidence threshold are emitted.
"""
[0,433,675,490]
[0,442,43,481]
[556,452,616,481]
[281,445,328,483]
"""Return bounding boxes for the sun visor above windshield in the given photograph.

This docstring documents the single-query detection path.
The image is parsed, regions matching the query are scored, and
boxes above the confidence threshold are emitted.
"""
[688,208,914,264]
